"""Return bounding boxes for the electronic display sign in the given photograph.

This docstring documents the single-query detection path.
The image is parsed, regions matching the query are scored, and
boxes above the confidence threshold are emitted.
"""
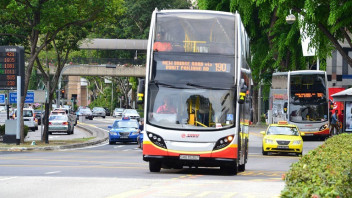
[0,46,24,90]
[157,60,231,73]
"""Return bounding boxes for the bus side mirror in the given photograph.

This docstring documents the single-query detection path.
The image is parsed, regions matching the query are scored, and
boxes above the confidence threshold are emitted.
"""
[238,79,247,104]
[329,100,334,110]
[137,79,145,105]
[284,102,288,113]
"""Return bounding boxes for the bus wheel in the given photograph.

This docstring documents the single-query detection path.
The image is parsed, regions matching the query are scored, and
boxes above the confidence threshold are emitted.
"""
[238,163,245,172]
[149,161,161,172]
[221,163,238,175]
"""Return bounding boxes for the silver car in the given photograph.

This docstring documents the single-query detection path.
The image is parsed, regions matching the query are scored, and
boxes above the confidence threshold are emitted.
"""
[48,115,74,135]
[122,109,140,120]
[113,108,125,118]
[92,107,106,118]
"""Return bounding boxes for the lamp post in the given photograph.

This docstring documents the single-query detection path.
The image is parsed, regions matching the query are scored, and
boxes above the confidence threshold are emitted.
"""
[286,11,319,70]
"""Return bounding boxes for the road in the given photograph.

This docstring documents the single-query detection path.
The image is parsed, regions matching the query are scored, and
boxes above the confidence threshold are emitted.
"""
[0,116,325,198]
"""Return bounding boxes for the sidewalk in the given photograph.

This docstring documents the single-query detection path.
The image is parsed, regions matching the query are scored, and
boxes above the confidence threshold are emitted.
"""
[0,123,108,151]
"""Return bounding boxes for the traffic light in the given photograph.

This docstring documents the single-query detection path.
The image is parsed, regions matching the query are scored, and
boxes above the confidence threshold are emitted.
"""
[61,89,65,98]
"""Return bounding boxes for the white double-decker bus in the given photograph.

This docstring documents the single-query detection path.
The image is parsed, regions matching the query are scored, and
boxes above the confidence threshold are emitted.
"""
[138,9,252,175]
[270,70,329,138]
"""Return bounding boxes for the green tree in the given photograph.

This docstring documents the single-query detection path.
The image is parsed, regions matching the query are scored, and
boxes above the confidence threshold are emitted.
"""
[0,0,124,143]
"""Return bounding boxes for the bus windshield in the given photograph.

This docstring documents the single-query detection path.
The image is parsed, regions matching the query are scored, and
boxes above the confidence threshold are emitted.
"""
[147,84,236,130]
[289,74,328,123]
[154,12,235,54]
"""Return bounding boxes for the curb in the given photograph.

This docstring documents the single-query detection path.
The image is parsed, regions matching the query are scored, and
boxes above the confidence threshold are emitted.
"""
[0,124,108,151]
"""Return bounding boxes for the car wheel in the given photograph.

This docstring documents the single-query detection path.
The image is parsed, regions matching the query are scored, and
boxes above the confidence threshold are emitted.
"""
[31,127,36,131]
[103,116,106,119]
[35,126,38,130]
[149,161,162,172]
[90,117,93,120]
[109,141,115,145]
[262,148,268,155]
[71,127,74,135]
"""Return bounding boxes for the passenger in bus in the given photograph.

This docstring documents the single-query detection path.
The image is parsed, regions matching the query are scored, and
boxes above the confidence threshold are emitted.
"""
[153,32,172,52]
[157,97,177,114]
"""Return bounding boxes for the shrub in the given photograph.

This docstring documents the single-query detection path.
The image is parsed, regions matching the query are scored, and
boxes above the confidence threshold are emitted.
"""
[24,125,29,138]
[0,124,5,135]
[281,134,352,198]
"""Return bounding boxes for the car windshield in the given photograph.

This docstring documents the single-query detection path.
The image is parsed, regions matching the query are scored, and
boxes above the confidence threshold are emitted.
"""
[23,110,33,117]
[267,126,299,136]
[93,107,104,111]
[81,109,92,113]
[49,115,67,121]
[113,120,139,128]
[125,109,138,114]
[115,108,124,112]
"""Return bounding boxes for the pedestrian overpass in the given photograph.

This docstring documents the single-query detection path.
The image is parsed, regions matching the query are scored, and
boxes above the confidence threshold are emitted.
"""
[47,39,148,77]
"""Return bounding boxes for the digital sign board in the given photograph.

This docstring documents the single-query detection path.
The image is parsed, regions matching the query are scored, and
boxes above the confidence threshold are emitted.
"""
[157,60,231,73]
[0,46,24,90]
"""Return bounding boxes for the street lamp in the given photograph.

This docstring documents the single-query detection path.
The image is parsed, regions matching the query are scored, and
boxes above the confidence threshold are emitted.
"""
[286,13,296,24]
[286,11,319,70]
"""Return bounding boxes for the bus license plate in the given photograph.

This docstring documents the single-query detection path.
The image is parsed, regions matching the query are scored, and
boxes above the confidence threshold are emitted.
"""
[179,155,200,160]
[277,146,289,149]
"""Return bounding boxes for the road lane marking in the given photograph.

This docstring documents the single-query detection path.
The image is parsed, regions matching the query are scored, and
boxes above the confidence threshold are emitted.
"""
[0,177,18,181]
[44,171,61,175]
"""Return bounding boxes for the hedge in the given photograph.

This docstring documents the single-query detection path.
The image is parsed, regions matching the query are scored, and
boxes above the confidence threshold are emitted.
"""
[281,134,352,198]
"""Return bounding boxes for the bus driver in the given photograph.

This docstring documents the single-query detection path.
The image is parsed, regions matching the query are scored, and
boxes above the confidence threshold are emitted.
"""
[153,32,172,52]
[157,97,177,114]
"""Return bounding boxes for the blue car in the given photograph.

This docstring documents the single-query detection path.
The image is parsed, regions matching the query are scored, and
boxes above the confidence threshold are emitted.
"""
[108,117,140,145]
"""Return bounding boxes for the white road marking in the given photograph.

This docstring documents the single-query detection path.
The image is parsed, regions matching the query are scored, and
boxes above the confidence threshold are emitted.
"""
[45,171,61,175]
[0,177,18,181]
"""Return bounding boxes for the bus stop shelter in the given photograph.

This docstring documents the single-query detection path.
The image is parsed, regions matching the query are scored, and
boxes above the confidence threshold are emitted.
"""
[331,88,352,133]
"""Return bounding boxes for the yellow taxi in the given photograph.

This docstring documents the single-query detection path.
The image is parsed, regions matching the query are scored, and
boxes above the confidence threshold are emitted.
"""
[260,121,304,156]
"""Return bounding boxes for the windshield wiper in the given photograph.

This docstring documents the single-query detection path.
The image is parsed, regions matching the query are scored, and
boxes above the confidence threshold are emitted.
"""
[186,82,232,90]
[151,80,186,89]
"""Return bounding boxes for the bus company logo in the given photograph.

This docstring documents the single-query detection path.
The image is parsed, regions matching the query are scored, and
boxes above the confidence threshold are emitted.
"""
[181,133,199,138]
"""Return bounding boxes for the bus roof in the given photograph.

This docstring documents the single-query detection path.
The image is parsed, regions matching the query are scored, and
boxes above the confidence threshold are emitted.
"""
[157,9,237,17]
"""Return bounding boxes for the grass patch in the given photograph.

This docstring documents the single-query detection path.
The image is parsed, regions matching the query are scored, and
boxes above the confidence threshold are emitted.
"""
[0,137,95,148]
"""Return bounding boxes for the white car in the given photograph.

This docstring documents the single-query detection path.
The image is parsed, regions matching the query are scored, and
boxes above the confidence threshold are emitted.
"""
[122,109,140,120]
[113,108,125,118]
[48,114,75,135]
[13,108,38,131]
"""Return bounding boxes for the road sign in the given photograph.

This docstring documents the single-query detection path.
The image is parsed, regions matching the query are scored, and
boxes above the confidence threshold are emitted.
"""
[9,92,34,104]
[0,46,24,90]
[0,94,5,104]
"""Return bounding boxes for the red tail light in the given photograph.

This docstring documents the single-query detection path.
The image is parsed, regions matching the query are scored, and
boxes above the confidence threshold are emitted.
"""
[63,122,68,125]
[49,122,52,125]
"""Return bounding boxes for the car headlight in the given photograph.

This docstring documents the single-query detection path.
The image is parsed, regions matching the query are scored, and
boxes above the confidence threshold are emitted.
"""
[292,140,302,145]
[109,132,117,135]
[265,139,274,144]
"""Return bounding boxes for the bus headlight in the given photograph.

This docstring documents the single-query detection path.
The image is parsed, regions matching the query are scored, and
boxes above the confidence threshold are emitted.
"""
[213,135,234,151]
[146,132,167,149]
[319,124,328,131]
[292,140,301,145]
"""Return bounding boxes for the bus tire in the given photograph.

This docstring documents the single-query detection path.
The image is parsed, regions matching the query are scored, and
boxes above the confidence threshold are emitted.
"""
[149,161,161,172]
[238,163,245,172]
[221,163,238,175]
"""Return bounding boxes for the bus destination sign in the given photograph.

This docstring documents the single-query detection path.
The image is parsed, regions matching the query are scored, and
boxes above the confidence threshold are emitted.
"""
[294,93,324,98]
[0,46,23,90]
[158,61,230,73]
